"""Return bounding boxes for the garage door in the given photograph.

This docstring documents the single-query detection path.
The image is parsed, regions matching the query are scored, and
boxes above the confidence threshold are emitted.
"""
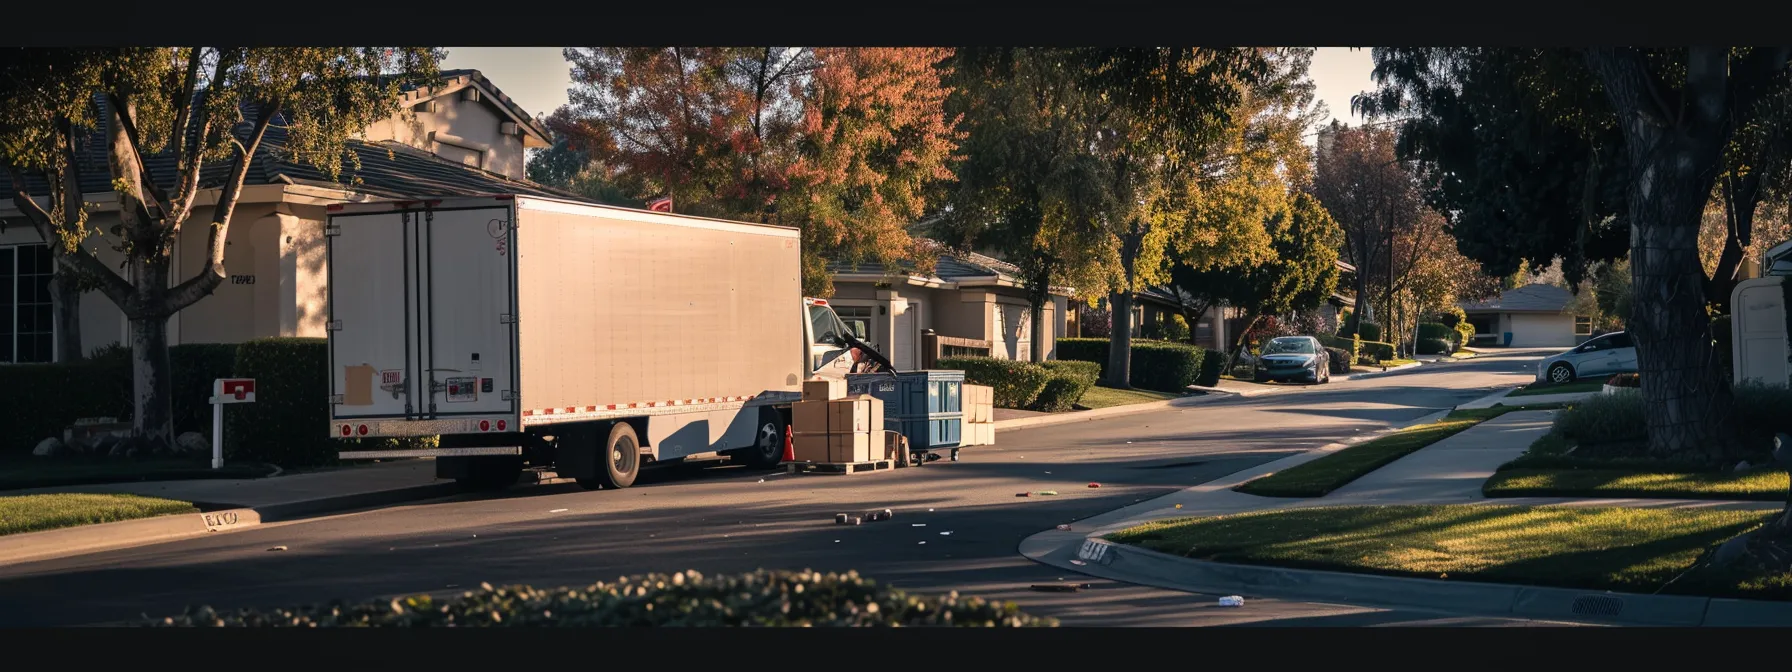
[1507,314,1576,348]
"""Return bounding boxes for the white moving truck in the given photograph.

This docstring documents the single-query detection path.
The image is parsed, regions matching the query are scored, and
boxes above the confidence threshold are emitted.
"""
[323,195,876,490]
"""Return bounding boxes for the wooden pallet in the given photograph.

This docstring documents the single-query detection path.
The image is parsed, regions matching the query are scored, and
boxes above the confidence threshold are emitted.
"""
[786,459,895,475]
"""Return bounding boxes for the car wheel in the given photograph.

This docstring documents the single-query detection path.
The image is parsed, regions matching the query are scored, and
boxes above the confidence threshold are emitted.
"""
[1547,362,1575,384]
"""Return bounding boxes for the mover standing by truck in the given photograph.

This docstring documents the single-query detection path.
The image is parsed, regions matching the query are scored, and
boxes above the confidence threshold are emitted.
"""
[323,195,877,490]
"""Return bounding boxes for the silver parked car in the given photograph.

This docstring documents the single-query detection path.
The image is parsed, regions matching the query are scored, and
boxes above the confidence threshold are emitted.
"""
[1254,336,1332,384]
[1537,331,1637,384]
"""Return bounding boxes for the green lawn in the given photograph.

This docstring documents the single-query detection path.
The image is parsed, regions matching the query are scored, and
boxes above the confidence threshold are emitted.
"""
[1481,431,1788,501]
[1507,380,1606,397]
[1235,405,1559,498]
[0,493,198,537]
[1107,504,1790,600]
[1078,386,1181,409]
[0,456,277,492]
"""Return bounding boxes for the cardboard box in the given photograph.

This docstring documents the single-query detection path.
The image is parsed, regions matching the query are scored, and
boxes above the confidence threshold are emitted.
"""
[803,378,846,402]
[792,400,830,435]
[828,432,872,463]
[827,395,882,434]
[792,434,831,462]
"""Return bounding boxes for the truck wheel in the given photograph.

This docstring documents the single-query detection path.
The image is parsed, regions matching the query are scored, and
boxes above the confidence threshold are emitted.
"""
[734,408,787,470]
[454,455,523,492]
[594,422,640,490]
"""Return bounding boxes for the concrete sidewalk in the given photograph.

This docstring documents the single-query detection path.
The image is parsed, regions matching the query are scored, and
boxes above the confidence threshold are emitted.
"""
[7,460,444,509]
[1020,403,1790,626]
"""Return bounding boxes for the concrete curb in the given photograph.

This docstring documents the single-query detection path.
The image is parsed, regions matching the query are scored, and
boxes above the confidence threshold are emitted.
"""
[1343,361,1425,380]
[1028,537,1790,626]
[1455,387,1517,410]
[0,482,463,567]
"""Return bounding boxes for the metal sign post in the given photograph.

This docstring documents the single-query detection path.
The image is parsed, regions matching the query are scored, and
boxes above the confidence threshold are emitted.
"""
[210,379,257,469]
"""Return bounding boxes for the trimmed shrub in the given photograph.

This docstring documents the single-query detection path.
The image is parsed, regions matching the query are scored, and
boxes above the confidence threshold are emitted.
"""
[225,338,336,467]
[1197,349,1226,387]
[1164,314,1192,342]
[1034,360,1100,412]
[940,356,1050,409]
[1323,347,1351,374]
[1551,392,1647,448]
[0,343,241,454]
[1317,334,1359,360]
[1416,338,1453,355]
[1357,322,1383,342]
[1053,338,1204,393]
[1140,320,1166,341]
[1417,322,1453,342]
[146,569,1057,627]
[0,362,131,454]
[1358,339,1396,362]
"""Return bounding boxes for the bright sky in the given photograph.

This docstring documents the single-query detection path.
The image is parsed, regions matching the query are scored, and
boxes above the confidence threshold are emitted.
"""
[440,46,1381,143]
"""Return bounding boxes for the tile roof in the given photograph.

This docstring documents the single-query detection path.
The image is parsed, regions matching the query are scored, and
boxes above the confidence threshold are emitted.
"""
[9,100,591,203]
[1459,283,1573,313]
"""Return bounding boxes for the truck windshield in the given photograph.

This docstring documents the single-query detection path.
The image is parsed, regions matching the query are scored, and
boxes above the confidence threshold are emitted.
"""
[809,305,847,346]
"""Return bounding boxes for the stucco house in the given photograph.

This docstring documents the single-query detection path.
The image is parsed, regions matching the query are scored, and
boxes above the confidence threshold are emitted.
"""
[0,70,581,363]
[1460,283,1591,348]
[1122,258,1357,350]
[827,243,1073,370]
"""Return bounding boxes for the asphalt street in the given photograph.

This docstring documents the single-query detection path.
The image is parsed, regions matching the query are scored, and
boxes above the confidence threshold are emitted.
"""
[0,350,1586,627]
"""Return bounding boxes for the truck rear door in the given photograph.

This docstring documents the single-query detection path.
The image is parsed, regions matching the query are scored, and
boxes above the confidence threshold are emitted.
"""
[327,203,518,433]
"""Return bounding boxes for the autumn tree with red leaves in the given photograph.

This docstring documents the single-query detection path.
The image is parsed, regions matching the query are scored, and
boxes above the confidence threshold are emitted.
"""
[550,47,961,295]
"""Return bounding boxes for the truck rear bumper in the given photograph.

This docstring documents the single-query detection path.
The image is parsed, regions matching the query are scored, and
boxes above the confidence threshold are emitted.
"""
[339,446,523,460]
[330,416,519,439]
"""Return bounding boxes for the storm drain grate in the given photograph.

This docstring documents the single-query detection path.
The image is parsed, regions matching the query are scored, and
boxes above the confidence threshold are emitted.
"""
[1570,595,1624,617]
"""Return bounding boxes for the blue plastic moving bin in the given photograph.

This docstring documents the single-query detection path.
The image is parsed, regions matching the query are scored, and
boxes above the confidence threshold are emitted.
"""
[845,370,964,452]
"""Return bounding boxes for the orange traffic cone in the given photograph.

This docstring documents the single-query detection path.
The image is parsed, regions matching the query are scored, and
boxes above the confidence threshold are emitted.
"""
[782,425,796,463]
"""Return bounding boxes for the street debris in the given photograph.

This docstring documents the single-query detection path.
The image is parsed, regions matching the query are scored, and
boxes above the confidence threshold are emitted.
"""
[1037,490,1059,496]
[1056,524,1072,531]
[928,508,935,512]
[911,523,926,527]
[549,508,569,513]
[1125,441,1132,444]
[1087,483,1101,488]
[836,514,850,524]
[1044,471,1052,474]
[1016,492,1031,497]
[918,541,927,545]
[1069,559,1087,566]
[1175,504,1183,509]
[1029,583,1092,593]
[266,546,287,552]
[1218,596,1245,607]
[940,531,952,536]
[758,479,765,483]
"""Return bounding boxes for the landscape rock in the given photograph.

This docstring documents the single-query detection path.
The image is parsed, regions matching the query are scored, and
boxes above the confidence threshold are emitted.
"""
[32,437,65,457]
[176,432,210,455]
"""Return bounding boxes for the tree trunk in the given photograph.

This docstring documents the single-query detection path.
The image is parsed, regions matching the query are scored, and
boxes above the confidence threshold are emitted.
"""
[1030,297,1047,362]
[1347,273,1369,335]
[130,314,175,451]
[1105,290,1133,389]
[50,270,84,362]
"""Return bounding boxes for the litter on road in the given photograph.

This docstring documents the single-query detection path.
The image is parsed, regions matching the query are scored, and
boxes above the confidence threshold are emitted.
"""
[911,523,926,527]
[918,541,927,545]
[939,531,953,536]
[1038,490,1059,496]
[1029,583,1093,593]
[1056,524,1072,531]
[549,508,569,513]
[1219,596,1245,607]
[1087,483,1101,488]
[266,546,288,552]
[1069,559,1087,566]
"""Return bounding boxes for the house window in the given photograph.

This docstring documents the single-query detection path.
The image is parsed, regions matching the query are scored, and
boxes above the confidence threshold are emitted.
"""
[1574,316,1592,336]
[1,245,55,363]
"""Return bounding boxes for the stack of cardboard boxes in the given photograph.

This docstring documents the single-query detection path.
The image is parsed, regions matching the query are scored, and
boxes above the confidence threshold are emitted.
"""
[792,379,894,464]
[960,384,996,446]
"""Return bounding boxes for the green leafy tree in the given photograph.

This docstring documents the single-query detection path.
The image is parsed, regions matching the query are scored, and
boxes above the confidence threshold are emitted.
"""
[1361,47,1792,460]
[1,47,440,449]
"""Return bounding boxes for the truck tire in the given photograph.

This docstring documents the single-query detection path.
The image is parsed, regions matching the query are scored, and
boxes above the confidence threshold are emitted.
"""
[733,408,787,470]
[453,455,523,492]
[589,422,640,490]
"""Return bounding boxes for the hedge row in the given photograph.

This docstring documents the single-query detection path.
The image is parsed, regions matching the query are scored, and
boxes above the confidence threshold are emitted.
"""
[148,569,1056,627]
[1054,338,1204,393]
[5,339,424,466]
[940,356,1098,411]
[2,344,237,455]
[1197,349,1225,387]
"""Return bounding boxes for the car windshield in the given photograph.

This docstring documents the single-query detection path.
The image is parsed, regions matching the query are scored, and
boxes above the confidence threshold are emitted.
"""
[1263,338,1316,354]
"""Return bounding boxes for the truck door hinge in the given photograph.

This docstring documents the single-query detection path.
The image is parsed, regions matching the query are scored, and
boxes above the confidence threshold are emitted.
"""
[326,321,344,331]
[500,314,517,324]
[327,394,344,404]
[324,225,342,237]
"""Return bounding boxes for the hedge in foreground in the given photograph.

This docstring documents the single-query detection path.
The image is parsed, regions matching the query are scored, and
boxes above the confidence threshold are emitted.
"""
[147,570,1057,627]
[1054,338,1203,393]
[0,343,238,455]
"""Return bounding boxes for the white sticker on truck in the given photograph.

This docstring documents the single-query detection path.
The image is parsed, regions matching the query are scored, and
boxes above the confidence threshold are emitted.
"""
[445,376,478,403]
